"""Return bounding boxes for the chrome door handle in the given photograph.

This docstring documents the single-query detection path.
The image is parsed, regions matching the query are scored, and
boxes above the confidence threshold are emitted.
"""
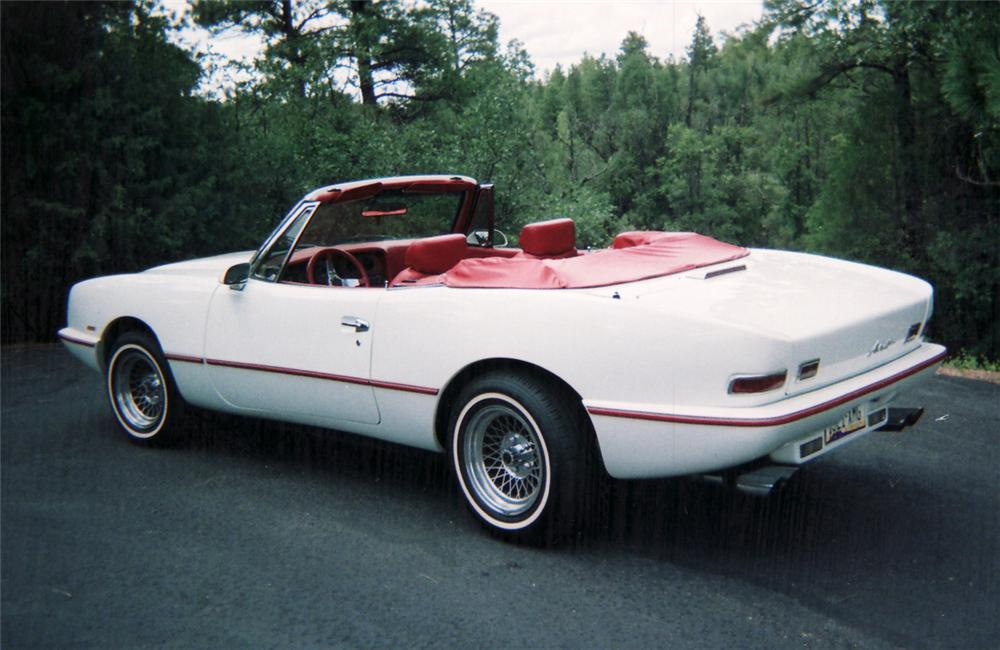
[341,316,370,332]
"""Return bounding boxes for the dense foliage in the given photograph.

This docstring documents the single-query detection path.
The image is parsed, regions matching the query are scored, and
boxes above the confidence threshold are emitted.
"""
[2,0,997,359]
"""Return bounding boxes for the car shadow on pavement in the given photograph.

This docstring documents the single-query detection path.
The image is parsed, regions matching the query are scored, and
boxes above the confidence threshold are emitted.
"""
[175,408,457,501]
[173,407,941,568]
[105,401,995,648]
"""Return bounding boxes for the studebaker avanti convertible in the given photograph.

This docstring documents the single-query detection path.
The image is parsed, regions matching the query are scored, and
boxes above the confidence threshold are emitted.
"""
[59,175,946,542]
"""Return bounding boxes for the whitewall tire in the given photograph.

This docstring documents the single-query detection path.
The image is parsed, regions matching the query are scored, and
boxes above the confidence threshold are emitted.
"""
[449,372,592,543]
[106,332,182,444]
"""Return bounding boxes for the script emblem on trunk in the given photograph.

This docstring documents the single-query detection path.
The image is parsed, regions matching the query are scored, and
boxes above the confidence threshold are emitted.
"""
[868,339,895,356]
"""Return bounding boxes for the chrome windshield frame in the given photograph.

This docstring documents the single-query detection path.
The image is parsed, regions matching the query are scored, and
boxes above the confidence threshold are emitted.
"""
[249,201,320,282]
[250,200,306,267]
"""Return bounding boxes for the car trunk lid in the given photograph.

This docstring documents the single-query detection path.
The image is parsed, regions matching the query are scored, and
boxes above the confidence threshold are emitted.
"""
[619,248,933,396]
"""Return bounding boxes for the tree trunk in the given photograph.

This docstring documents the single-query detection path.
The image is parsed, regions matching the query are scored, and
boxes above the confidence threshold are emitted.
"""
[893,61,919,264]
[350,0,377,106]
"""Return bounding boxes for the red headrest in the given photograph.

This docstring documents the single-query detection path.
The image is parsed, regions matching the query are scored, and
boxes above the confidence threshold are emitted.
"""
[404,234,468,274]
[612,231,695,248]
[519,218,576,256]
[613,231,662,249]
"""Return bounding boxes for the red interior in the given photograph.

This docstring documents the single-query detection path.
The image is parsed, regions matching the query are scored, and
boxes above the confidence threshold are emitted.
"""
[389,230,748,289]
[404,234,469,273]
[285,241,410,286]
[391,234,468,284]
[516,218,578,259]
[285,237,520,287]
[284,224,747,290]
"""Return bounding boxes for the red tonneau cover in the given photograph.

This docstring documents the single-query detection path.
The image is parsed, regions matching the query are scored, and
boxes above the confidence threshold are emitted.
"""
[439,232,748,289]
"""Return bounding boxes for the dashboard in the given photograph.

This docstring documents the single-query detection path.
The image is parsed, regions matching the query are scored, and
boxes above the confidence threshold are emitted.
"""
[282,247,388,287]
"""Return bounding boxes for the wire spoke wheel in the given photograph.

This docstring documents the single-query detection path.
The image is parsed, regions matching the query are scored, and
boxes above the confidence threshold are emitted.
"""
[112,348,165,431]
[106,333,179,443]
[463,403,545,517]
[451,372,594,543]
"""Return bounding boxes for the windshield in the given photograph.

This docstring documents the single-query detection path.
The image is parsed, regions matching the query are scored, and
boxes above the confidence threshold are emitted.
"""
[297,189,466,246]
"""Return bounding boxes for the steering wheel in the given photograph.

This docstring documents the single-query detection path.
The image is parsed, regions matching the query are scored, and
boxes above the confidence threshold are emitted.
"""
[306,248,370,287]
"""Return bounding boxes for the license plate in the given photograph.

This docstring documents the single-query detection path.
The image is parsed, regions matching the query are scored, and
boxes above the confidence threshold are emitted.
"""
[824,406,866,444]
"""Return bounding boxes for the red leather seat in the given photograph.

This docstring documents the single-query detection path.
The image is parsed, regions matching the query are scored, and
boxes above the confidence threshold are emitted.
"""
[516,218,578,259]
[391,233,468,285]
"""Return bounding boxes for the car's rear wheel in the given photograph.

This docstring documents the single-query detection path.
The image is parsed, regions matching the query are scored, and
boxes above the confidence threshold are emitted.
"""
[449,372,592,544]
[106,331,182,445]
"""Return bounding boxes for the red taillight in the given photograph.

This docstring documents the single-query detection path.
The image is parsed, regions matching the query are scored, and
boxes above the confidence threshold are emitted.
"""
[728,370,787,394]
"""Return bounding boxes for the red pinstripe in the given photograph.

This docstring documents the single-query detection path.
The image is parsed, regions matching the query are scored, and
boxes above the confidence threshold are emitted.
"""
[587,350,946,427]
[166,354,440,396]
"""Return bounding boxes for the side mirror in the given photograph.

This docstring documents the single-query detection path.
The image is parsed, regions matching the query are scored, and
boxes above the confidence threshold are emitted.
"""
[466,230,490,247]
[465,229,509,248]
[222,262,250,291]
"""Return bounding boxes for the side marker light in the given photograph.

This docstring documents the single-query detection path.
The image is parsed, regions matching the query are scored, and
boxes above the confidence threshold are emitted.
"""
[797,359,820,381]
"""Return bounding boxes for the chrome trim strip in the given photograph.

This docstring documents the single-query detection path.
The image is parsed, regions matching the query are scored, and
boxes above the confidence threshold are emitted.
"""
[250,201,319,282]
[704,264,747,279]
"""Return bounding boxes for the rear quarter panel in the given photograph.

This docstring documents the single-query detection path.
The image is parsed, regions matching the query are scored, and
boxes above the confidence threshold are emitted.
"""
[371,284,760,416]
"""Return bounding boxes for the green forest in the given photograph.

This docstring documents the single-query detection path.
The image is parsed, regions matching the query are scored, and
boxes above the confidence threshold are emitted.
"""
[2,0,998,360]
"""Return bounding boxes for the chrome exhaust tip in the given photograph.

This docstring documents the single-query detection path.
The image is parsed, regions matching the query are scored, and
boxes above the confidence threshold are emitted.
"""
[734,464,799,497]
[879,407,925,432]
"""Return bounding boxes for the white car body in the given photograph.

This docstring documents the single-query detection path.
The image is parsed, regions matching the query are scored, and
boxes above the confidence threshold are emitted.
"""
[59,175,946,540]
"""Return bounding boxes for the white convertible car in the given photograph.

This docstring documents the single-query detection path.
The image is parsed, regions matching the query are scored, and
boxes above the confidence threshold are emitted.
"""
[59,175,946,541]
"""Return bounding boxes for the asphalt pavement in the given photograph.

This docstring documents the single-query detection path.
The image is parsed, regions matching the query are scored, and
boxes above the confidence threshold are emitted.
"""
[2,344,998,649]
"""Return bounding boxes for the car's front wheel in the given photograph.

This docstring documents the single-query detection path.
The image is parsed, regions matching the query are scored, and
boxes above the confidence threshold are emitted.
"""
[449,372,592,544]
[106,331,182,445]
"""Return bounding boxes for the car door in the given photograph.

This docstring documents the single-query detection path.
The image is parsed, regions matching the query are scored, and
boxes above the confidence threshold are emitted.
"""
[203,279,381,425]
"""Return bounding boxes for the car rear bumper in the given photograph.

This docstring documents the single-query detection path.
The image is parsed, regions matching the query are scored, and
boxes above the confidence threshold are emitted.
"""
[585,343,946,479]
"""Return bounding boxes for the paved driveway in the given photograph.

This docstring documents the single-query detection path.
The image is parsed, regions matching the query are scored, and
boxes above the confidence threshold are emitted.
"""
[2,345,997,648]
